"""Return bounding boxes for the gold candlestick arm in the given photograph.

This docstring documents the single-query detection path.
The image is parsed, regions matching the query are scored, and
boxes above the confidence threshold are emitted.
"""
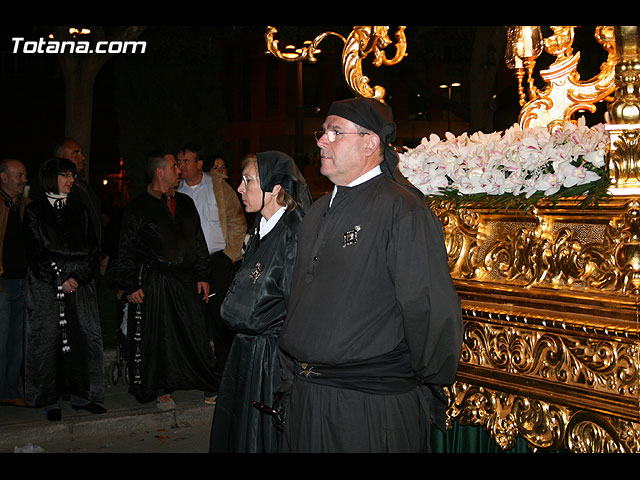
[264,26,345,63]
[265,26,407,103]
[517,26,617,130]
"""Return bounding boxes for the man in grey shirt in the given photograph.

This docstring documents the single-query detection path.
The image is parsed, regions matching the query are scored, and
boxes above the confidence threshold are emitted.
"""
[177,144,247,386]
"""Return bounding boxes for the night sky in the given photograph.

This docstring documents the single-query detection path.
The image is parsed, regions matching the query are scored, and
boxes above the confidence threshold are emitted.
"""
[1,25,611,206]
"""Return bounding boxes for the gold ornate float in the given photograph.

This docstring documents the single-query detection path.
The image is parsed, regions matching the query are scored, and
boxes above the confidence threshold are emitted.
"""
[438,26,640,453]
[437,195,640,452]
[265,26,640,452]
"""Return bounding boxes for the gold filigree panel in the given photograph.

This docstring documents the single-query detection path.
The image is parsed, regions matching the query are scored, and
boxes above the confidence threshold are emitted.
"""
[436,198,640,295]
[438,198,640,452]
[459,313,639,403]
[450,301,640,452]
[448,382,640,452]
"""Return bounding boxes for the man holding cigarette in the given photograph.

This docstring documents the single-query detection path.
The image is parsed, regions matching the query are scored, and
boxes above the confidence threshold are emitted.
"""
[177,144,246,388]
[116,151,220,410]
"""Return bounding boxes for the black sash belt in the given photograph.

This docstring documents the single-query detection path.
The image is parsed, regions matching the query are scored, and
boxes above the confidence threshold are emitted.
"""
[294,342,418,395]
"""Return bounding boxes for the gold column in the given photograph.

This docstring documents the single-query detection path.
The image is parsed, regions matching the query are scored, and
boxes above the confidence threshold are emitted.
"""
[606,26,640,195]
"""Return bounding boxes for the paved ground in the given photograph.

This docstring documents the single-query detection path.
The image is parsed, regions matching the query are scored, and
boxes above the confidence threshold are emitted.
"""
[10,407,214,453]
[0,350,215,454]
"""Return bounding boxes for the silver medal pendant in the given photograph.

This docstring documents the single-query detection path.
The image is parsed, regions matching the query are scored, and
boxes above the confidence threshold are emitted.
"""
[343,225,361,248]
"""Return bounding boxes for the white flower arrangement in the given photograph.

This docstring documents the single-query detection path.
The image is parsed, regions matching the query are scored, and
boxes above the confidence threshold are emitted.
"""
[398,117,611,209]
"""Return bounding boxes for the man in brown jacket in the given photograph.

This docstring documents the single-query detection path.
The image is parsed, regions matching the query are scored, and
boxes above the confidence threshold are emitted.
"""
[177,144,247,395]
[0,159,30,407]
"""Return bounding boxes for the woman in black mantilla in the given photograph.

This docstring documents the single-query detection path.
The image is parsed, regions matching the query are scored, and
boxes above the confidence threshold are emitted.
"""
[23,157,105,421]
[209,151,312,453]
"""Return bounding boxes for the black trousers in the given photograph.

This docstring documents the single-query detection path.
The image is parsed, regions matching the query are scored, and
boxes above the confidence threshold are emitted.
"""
[207,251,238,378]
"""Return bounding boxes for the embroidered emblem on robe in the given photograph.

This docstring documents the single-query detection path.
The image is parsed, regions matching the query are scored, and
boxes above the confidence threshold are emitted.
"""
[343,225,361,247]
[250,262,263,283]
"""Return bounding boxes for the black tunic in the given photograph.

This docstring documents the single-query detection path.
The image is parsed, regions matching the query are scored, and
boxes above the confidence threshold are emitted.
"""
[116,191,220,404]
[22,197,104,407]
[278,174,464,452]
[210,208,302,452]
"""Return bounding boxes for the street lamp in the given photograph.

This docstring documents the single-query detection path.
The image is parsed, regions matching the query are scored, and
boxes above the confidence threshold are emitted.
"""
[439,82,461,133]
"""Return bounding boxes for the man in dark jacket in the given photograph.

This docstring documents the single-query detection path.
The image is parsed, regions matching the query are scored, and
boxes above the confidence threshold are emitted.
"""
[0,159,29,407]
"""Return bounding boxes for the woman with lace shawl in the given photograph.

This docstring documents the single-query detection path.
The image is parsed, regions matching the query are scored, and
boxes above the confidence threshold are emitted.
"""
[23,157,105,421]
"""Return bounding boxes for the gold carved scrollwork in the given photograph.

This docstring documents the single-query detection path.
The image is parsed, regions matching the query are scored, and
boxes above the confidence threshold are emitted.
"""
[342,26,407,102]
[611,200,640,293]
[460,317,639,396]
[449,381,640,452]
[264,26,406,102]
[609,129,640,190]
[264,26,345,64]
[452,311,640,452]
[519,26,617,130]
[438,206,481,279]
[436,201,640,294]
[438,198,640,452]
[483,220,586,287]
[566,413,640,453]
[448,382,568,451]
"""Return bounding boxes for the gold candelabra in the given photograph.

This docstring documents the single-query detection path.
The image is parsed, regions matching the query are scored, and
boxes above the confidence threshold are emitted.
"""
[505,26,617,131]
[264,26,407,103]
[505,26,545,107]
[505,26,640,195]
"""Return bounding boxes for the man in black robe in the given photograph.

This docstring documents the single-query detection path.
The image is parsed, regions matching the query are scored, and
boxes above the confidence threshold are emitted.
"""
[116,151,220,407]
[277,98,464,453]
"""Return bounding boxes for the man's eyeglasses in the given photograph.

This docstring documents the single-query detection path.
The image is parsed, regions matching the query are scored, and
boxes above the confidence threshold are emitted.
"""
[314,129,369,143]
[58,172,77,180]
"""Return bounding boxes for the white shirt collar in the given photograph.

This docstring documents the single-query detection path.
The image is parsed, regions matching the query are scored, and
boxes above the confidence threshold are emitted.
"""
[329,165,382,207]
[259,206,286,238]
[179,172,210,192]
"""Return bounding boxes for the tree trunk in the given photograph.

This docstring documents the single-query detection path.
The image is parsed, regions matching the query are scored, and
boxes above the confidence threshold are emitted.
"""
[54,26,147,177]
[60,57,102,176]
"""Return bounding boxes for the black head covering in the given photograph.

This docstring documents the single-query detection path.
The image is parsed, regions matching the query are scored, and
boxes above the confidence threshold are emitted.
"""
[248,151,312,250]
[327,97,423,198]
[327,97,399,179]
[256,150,312,214]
